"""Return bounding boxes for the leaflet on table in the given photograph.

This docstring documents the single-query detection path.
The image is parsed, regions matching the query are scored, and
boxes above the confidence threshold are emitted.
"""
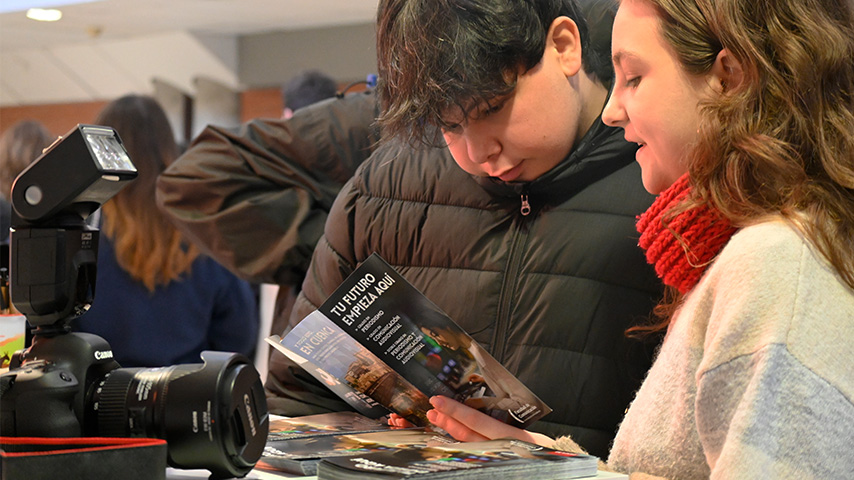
[266,253,551,428]
[267,412,406,441]
[258,428,452,476]
[316,438,599,480]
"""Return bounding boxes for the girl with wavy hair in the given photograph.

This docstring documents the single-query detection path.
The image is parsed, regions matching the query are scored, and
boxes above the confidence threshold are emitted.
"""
[406,0,854,477]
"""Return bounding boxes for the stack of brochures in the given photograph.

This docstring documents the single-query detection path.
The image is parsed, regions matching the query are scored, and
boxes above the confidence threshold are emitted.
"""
[315,437,599,479]
[266,412,403,441]
[257,413,599,479]
[259,426,452,476]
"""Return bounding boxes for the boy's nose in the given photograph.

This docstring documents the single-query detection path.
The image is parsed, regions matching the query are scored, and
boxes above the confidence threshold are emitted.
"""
[465,133,501,165]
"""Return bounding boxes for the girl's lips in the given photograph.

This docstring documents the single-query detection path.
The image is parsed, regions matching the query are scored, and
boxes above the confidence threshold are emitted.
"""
[634,143,649,163]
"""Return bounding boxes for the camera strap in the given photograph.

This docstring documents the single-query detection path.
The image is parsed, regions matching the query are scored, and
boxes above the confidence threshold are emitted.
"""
[0,436,167,480]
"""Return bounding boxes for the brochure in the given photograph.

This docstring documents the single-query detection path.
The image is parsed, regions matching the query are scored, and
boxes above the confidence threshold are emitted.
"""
[316,438,599,479]
[257,428,453,476]
[266,253,551,428]
[267,412,402,441]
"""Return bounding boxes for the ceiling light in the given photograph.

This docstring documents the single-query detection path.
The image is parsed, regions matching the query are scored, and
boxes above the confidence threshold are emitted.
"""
[1,1,104,15]
[26,8,63,21]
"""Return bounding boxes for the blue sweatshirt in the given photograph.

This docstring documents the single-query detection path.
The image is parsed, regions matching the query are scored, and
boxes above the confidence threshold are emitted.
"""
[74,235,259,368]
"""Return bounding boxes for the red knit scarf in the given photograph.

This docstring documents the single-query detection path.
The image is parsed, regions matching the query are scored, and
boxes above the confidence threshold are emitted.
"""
[636,174,738,294]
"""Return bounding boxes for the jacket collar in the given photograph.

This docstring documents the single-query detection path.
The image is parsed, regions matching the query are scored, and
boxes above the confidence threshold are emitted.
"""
[474,117,638,201]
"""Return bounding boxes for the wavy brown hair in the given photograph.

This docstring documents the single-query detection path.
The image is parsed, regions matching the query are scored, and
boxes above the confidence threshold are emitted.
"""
[375,0,597,146]
[95,95,199,291]
[631,0,854,333]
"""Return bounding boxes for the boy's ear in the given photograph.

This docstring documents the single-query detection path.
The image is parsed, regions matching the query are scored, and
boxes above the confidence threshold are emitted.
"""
[550,16,583,77]
[710,48,744,92]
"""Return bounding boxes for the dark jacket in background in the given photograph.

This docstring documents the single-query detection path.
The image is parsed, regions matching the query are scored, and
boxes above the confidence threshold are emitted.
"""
[1,197,10,245]
[272,117,663,458]
[157,92,381,341]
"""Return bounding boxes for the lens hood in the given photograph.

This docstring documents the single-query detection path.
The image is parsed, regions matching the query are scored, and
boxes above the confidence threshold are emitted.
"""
[95,351,269,478]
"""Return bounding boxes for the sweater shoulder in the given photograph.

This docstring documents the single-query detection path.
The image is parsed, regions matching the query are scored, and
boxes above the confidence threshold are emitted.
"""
[690,219,854,392]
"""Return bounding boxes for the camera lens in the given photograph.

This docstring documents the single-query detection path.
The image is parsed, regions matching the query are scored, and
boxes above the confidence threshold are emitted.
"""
[91,351,269,479]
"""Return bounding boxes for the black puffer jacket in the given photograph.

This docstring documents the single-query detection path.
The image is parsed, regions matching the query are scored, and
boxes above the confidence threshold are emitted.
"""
[269,117,663,458]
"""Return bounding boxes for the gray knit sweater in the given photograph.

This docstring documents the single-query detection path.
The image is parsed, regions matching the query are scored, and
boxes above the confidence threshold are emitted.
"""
[557,219,854,479]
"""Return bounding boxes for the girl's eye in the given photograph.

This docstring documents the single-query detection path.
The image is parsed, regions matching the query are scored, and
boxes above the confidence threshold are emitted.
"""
[626,76,641,88]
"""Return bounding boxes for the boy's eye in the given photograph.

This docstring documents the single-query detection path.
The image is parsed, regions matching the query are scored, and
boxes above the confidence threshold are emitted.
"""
[626,76,641,88]
[480,100,505,117]
[483,104,501,116]
[441,123,463,134]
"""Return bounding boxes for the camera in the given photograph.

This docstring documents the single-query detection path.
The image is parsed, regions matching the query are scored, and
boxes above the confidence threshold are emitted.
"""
[0,125,269,479]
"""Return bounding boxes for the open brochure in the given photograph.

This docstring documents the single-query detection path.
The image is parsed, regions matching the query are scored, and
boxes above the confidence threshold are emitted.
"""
[266,253,551,429]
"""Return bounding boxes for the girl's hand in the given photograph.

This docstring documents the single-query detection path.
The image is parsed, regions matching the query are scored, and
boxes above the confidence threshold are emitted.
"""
[426,395,555,447]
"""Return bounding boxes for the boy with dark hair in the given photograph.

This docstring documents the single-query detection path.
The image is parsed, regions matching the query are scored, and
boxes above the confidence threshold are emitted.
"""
[157,0,660,458]
[274,0,660,458]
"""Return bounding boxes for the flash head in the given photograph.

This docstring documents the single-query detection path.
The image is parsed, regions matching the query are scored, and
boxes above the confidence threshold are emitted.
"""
[9,124,138,326]
[11,124,137,225]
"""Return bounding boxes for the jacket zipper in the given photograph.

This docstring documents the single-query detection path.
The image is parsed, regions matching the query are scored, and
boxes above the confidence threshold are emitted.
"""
[492,199,531,362]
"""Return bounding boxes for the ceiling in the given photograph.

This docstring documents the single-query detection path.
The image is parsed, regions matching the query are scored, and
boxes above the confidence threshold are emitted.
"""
[0,0,379,106]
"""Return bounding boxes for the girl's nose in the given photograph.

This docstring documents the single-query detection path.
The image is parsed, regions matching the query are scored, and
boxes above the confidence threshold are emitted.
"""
[602,91,626,128]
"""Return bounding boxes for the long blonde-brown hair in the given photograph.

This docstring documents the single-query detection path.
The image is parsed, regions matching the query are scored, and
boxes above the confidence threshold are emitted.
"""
[94,95,199,291]
[629,0,854,333]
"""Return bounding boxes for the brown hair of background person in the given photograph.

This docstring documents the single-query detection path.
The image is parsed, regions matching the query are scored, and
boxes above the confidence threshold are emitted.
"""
[0,120,52,200]
[94,95,201,290]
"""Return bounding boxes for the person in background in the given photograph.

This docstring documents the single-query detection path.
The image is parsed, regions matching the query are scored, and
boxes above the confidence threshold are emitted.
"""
[418,0,854,477]
[74,94,259,368]
[156,86,378,387]
[0,120,53,244]
[272,69,342,350]
[281,69,338,119]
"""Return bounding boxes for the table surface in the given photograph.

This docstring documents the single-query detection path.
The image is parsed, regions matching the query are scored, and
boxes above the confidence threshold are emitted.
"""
[166,466,311,479]
[166,467,629,479]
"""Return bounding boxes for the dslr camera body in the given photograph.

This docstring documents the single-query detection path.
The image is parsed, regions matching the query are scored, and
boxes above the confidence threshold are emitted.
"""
[0,125,269,479]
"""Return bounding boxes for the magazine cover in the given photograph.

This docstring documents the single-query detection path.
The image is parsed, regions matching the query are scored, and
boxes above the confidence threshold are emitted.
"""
[257,428,453,476]
[267,253,551,428]
[267,412,412,441]
[271,338,393,419]
[315,438,599,479]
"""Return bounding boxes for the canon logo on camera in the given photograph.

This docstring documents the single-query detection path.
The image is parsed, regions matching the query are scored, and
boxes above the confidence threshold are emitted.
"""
[94,350,114,361]
[243,394,256,436]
